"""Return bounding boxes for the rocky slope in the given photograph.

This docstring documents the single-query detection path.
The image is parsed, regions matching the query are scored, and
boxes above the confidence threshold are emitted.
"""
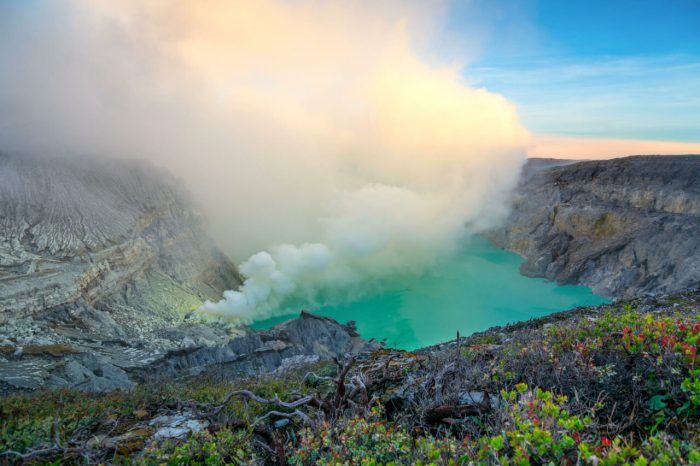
[0,154,379,393]
[490,155,700,299]
[2,290,698,464]
[0,153,241,321]
[0,309,378,394]
[0,154,382,393]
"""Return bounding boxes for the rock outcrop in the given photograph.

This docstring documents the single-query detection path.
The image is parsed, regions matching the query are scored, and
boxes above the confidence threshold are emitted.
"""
[0,310,378,394]
[146,312,377,381]
[490,155,700,298]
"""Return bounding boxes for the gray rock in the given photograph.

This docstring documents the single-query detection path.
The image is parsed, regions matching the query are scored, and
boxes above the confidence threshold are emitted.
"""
[182,337,197,349]
[0,359,56,390]
[147,311,380,381]
[458,391,499,409]
[0,153,245,393]
[149,413,209,440]
[273,419,290,428]
[51,354,135,392]
[490,155,700,299]
[0,152,241,327]
[0,310,377,393]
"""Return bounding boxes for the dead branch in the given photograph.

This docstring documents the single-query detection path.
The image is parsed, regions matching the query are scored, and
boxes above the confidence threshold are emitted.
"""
[209,390,314,416]
[332,356,356,410]
[255,409,312,426]
[432,362,456,404]
[0,446,87,462]
[348,374,369,407]
[302,372,337,385]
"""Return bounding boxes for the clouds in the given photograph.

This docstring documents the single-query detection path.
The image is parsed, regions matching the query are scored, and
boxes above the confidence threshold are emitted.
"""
[471,57,700,144]
[0,1,531,322]
[444,0,700,147]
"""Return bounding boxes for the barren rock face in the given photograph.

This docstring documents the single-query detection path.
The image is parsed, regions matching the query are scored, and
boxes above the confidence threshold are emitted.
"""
[0,154,377,393]
[0,153,245,391]
[490,155,700,299]
[0,153,241,321]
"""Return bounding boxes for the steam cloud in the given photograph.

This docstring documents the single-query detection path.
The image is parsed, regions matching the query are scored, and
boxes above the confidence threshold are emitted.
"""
[0,0,530,323]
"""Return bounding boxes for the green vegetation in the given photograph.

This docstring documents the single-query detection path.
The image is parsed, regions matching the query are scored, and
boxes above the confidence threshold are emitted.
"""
[291,387,699,465]
[1,291,699,464]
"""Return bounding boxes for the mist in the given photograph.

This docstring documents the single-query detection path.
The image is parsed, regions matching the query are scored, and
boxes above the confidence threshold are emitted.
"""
[0,0,530,323]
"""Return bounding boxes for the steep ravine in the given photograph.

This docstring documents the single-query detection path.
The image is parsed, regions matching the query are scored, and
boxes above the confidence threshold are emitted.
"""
[490,155,700,299]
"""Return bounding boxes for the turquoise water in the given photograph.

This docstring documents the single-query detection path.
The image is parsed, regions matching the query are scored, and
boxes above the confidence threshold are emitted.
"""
[251,237,609,350]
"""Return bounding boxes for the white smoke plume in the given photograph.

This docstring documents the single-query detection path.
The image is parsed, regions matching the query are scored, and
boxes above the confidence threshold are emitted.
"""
[0,0,531,323]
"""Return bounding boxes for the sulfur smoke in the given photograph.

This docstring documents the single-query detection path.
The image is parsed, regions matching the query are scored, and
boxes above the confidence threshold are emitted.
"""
[0,0,531,323]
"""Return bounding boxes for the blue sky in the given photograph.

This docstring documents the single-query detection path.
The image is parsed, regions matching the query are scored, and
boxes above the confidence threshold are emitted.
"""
[2,0,698,149]
[447,0,700,143]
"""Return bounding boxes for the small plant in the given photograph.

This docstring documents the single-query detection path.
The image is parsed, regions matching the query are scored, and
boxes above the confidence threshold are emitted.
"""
[2,293,699,464]
[140,429,257,465]
[290,404,464,465]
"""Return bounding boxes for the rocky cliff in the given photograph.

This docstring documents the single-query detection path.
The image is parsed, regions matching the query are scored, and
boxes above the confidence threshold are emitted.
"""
[0,154,377,393]
[0,152,243,322]
[490,155,700,298]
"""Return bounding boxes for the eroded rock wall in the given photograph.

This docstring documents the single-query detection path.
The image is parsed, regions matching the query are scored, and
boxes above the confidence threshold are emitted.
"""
[490,155,700,298]
[0,154,378,394]
[0,153,241,322]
